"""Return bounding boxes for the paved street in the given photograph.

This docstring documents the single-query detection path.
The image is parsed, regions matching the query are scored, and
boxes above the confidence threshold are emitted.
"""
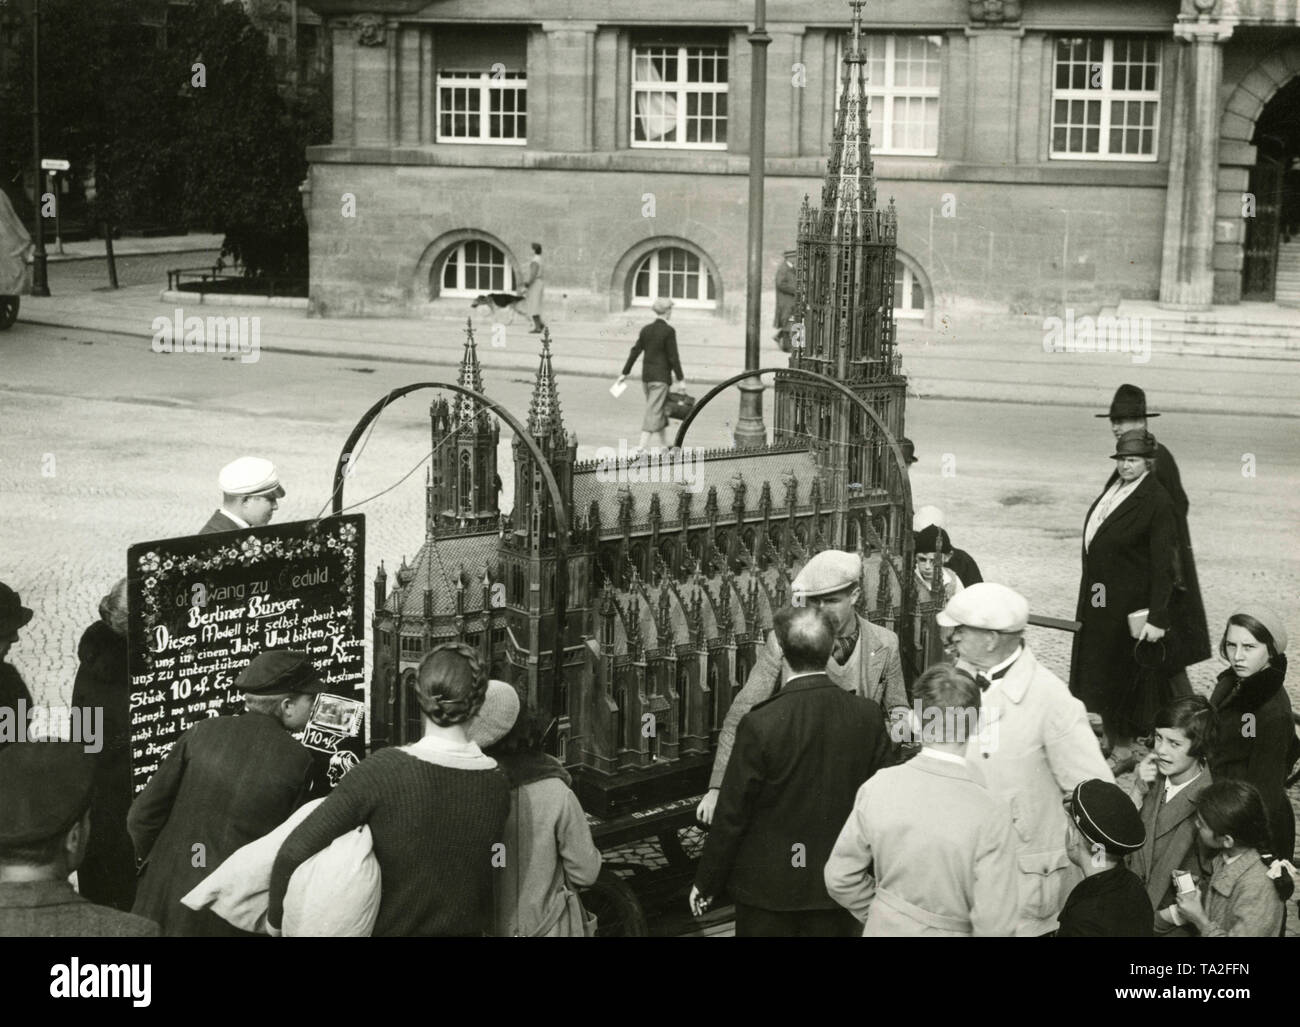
[4,316,1298,711]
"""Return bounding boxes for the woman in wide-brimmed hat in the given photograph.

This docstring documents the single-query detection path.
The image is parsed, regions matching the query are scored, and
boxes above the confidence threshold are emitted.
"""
[1071,429,1183,774]
[1208,603,1299,861]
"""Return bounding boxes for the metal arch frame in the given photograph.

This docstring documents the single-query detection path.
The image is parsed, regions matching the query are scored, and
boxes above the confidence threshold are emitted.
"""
[329,382,569,726]
[670,365,916,626]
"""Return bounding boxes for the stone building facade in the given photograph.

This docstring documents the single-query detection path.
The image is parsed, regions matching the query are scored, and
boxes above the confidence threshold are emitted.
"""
[302,0,1300,321]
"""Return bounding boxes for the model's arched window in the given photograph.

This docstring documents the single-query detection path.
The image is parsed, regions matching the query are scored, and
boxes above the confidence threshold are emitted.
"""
[442,240,514,296]
[632,247,717,309]
[894,260,925,319]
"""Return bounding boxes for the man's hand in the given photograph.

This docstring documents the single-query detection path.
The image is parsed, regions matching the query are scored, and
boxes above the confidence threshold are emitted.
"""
[695,788,719,826]
[1139,623,1167,643]
[688,885,711,917]
[676,377,686,390]
[616,374,627,385]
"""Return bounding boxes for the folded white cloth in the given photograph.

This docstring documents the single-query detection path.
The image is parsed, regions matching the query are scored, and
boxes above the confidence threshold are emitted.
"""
[181,798,381,937]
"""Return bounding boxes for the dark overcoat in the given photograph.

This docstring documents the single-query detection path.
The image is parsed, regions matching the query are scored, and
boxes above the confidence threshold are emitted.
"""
[694,674,893,912]
[70,620,136,912]
[1209,658,1298,861]
[1103,441,1210,666]
[127,712,315,936]
[1070,472,1182,721]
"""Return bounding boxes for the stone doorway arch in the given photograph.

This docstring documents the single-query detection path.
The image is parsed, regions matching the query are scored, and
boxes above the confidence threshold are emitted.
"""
[1216,43,1300,304]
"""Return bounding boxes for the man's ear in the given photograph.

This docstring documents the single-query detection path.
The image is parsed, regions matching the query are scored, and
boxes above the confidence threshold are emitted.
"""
[65,810,91,872]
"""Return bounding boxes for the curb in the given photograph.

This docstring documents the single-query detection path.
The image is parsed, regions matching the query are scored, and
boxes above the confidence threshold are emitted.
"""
[159,290,310,309]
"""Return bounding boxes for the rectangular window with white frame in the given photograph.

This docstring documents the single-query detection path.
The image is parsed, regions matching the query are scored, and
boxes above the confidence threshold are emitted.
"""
[835,34,942,156]
[437,70,527,144]
[632,43,729,149]
[1050,36,1160,161]
[434,26,527,145]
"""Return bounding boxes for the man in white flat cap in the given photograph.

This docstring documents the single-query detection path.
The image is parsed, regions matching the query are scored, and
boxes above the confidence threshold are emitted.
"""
[937,582,1111,936]
[200,457,286,534]
[696,549,907,826]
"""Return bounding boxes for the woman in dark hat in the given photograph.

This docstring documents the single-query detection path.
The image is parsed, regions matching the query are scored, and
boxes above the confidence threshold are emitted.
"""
[0,582,34,741]
[1208,604,1298,861]
[268,643,510,937]
[70,579,136,912]
[1097,385,1210,676]
[1071,429,1182,774]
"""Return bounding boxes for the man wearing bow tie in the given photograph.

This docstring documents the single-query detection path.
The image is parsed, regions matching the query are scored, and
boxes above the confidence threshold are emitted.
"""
[937,582,1112,936]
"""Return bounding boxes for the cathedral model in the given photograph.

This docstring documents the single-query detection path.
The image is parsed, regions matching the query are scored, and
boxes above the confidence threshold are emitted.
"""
[370,7,911,813]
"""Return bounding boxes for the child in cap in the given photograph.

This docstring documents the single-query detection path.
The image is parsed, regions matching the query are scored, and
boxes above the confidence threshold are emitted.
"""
[1056,778,1153,936]
[1163,779,1293,937]
[1128,695,1215,936]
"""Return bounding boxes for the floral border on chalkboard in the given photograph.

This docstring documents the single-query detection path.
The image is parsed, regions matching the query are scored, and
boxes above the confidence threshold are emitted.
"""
[135,520,360,636]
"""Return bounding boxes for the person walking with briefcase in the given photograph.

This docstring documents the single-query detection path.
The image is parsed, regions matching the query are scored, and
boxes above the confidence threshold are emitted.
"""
[614,297,687,455]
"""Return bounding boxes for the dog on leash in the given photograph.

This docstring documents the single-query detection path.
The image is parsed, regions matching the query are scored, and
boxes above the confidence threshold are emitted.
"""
[469,292,525,314]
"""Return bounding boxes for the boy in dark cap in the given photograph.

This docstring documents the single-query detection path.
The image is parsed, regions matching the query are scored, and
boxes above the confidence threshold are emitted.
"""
[0,583,35,746]
[0,743,158,936]
[127,651,325,936]
[1056,778,1154,937]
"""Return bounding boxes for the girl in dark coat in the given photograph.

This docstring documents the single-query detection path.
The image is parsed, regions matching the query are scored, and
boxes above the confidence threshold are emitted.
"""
[70,579,137,912]
[1208,604,1298,861]
[1071,430,1181,772]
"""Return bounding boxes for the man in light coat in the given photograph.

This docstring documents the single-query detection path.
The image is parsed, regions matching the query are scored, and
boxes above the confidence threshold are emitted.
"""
[824,663,1020,936]
[696,550,907,825]
[938,582,1113,936]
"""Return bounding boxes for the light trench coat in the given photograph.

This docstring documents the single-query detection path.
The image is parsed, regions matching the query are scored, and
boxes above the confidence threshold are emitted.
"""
[959,645,1113,936]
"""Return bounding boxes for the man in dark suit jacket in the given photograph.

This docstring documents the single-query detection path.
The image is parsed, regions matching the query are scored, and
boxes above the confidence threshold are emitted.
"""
[0,743,159,937]
[1098,385,1210,673]
[199,456,285,535]
[690,606,893,937]
[127,651,323,936]
[615,296,686,453]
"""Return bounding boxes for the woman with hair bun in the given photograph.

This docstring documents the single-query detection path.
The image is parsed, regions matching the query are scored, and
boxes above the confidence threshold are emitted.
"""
[267,643,509,936]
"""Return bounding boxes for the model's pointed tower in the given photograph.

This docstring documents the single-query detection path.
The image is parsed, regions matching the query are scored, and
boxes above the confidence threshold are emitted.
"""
[776,0,907,553]
[428,319,500,532]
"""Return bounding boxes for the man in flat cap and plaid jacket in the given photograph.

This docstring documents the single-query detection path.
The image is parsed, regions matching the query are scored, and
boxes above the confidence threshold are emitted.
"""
[127,651,325,936]
[697,550,907,826]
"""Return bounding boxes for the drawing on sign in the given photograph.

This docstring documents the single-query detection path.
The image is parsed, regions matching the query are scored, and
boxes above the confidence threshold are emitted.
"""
[301,692,365,755]
[127,516,365,795]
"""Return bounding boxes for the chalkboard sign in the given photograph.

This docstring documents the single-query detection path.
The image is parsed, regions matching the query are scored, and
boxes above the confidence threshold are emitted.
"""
[127,516,366,795]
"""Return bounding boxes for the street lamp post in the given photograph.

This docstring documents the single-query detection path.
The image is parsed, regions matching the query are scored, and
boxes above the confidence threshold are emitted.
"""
[732,0,771,448]
[29,0,49,296]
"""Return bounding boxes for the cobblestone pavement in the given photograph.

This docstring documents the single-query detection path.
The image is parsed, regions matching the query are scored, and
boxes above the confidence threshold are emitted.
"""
[3,317,1299,886]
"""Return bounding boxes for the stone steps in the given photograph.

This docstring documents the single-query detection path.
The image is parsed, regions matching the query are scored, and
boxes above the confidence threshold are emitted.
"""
[1108,300,1300,360]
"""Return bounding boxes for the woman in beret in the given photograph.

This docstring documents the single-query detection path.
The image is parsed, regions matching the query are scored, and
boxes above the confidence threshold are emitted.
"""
[268,643,509,937]
[476,705,602,937]
[1070,430,1182,775]
[1208,604,1298,861]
